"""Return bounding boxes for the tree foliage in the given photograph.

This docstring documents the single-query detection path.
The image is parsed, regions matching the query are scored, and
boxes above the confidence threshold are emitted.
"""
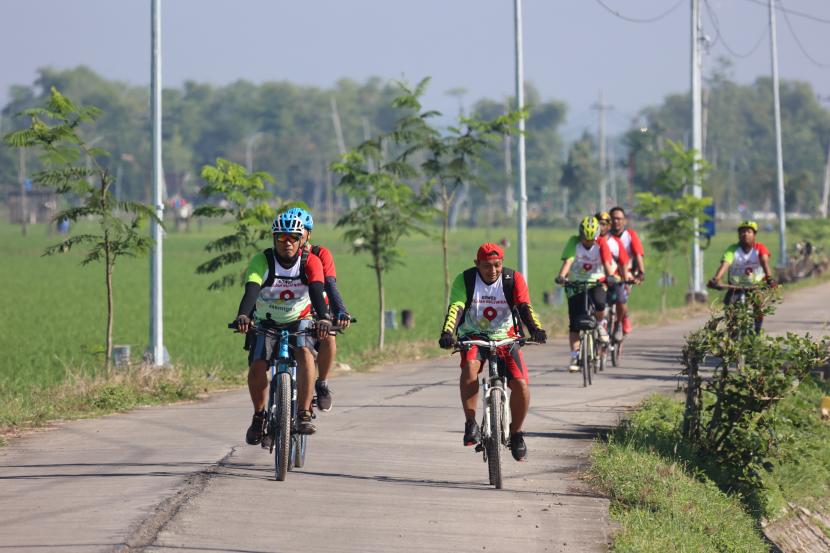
[193,158,278,290]
[681,290,829,507]
[626,60,830,215]
[634,140,712,309]
[3,87,159,366]
[332,84,435,348]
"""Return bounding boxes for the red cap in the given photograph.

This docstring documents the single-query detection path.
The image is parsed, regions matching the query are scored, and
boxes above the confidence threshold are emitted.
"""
[476,243,504,261]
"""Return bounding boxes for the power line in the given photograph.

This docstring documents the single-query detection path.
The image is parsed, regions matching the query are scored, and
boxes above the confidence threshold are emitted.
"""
[703,0,768,59]
[741,0,830,25]
[593,0,684,24]
[778,0,830,67]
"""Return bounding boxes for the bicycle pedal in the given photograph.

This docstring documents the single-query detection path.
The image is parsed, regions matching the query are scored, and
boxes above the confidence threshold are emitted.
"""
[474,443,484,452]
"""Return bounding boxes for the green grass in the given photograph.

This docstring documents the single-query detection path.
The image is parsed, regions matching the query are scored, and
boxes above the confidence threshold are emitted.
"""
[0,217,791,434]
[590,443,767,552]
[590,378,830,551]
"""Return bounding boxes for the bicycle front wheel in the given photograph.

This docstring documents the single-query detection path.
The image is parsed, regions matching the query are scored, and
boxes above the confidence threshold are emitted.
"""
[274,372,292,481]
[487,386,505,489]
[581,335,592,387]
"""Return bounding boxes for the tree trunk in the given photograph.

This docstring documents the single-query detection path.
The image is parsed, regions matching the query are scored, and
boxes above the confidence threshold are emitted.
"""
[375,262,385,349]
[105,237,114,372]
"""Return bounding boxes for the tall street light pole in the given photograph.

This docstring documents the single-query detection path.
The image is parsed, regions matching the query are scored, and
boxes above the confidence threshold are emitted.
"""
[514,0,528,280]
[769,0,787,268]
[690,0,705,301]
[150,0,166,366]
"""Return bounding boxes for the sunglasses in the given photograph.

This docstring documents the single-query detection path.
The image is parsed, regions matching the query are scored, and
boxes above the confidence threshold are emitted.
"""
[274,233,302,243]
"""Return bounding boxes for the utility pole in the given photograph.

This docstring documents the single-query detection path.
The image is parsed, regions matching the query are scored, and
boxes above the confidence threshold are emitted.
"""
[504,98,514,217]
[769,0,787,268]
[245,132,263,173]
[514,0,528,280]
[817,95,830,218]
[689,0,705,301]
[591,90,612,211]
[149,0,166,366]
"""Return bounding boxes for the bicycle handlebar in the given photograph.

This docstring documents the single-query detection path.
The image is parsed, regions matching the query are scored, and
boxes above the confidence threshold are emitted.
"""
[557,278,636,289]
[706,282,765,291]
[453,336,538,351]
[228,317,355,335]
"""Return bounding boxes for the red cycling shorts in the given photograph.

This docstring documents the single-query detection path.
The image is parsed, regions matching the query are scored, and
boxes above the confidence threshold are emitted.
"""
[460,343,529,382]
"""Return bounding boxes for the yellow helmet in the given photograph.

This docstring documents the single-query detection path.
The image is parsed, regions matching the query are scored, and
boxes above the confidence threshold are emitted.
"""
[579,216,600,240]
[594,211,611,223]
[738,220,759,233]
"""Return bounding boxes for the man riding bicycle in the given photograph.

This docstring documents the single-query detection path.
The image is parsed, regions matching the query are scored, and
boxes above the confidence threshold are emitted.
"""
[555,216,619,373]
[234,210,333,445]
[438,243,547,462]
[290,207,351,413]
[596,211,632,341]
[707,220,776,332]
[609,207,645,339]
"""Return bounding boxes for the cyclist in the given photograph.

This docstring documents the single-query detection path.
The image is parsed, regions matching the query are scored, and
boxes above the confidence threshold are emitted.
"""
[555,216,618,373]
[234,210,333,445]
[292,207,351,413]
[596,211,632,341]
[609,207,645,339]
[707,220,776,332]
[438,243,547,462]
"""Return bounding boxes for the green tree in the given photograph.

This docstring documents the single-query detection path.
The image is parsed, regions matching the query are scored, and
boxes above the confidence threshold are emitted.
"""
[634,140,712,311]
[332,136,433,349]
[3,87,159,367]
[193,158,276,290]
[392,78,523,305]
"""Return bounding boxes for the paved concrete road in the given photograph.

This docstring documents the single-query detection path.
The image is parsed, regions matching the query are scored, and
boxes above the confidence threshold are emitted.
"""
[2,283,828,553]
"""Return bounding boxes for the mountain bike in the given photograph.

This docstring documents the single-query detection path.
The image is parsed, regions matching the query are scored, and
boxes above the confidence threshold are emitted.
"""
[559,280,604,387]
[455,336,533,490]
[229,319,352,481]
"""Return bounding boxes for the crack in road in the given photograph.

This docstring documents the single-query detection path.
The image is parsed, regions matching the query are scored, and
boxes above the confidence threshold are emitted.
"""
[114,446,239,553]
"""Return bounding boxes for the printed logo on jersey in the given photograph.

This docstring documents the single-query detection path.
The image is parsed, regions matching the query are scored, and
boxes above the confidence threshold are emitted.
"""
[280,290,295,300]
[483,307,498,321]
[583,263,593,271]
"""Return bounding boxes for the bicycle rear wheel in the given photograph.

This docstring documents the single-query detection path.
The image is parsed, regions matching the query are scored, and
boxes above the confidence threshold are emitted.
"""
[293,434,308,468]
[486,386,505,489]
[598,341,607,372]
[274,372,292,481]
[612,339,622,367]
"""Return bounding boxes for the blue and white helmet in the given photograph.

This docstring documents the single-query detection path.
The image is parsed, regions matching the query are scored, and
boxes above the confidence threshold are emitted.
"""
[271,208,306,235]
[300,209,314,231]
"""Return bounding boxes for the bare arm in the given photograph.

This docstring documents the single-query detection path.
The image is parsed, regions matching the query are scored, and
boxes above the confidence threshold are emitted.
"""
[710,260,730,284]
[760,254,774,280]
[557,259,574,281]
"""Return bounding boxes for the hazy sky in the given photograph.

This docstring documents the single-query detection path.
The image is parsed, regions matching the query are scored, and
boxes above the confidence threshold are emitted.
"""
[1,0,828,139]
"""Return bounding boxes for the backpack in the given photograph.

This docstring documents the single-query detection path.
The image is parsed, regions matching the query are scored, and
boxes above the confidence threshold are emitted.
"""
[461,267,523,336]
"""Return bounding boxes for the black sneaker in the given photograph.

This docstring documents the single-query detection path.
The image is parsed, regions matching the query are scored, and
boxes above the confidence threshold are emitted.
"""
[296,410,317,435]
[245,411,267,445]
[463,420,480,446]
[510,431,527,462]
[315,379,333,412]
